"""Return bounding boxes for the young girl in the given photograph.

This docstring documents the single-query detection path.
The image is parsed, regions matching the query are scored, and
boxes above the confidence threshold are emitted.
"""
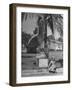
[48,57,57,73]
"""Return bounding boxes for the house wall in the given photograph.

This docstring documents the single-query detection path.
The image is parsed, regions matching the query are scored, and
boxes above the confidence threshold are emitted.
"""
[49,41,63,50]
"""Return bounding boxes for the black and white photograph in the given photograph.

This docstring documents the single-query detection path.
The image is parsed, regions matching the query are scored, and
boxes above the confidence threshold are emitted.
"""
[21,12,63,77]
[9,3,70,86]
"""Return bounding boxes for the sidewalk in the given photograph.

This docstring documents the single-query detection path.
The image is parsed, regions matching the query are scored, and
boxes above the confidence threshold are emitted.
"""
[22,68,63,77]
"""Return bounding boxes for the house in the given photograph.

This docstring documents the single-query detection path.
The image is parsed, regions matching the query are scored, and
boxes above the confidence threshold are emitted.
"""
[49,40,63,51]
[47,35,63,51]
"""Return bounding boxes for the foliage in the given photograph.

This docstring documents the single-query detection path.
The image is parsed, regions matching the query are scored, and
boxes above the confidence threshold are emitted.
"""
[22,32,31,47]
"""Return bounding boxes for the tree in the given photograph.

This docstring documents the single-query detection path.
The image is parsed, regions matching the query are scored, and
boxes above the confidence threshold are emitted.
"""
[21,13,63,58]
[37,14,63,58]
[22,32,31,48]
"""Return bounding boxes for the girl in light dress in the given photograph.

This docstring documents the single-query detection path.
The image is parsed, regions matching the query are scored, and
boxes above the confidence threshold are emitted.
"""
[48,57,57,73]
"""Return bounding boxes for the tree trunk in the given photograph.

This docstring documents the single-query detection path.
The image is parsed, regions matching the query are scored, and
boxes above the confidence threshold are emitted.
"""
[44,16,49,58]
